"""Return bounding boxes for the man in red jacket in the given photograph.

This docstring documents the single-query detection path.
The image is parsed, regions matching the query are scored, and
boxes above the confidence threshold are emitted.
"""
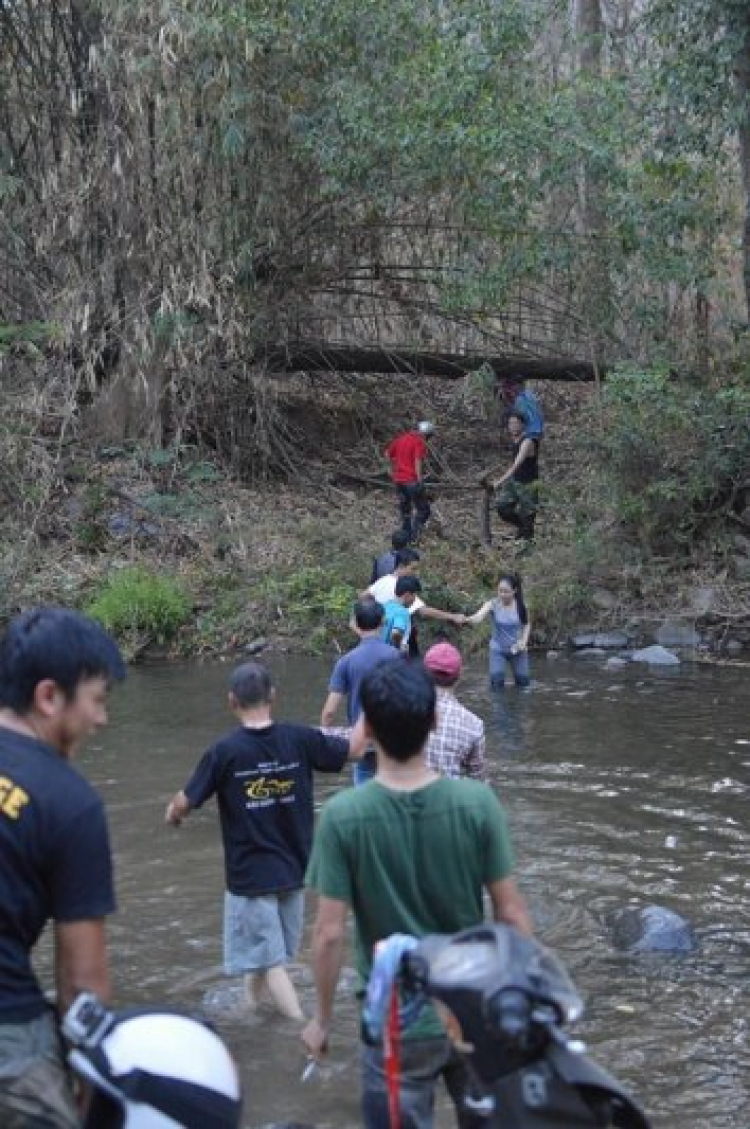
[385,420,434,543]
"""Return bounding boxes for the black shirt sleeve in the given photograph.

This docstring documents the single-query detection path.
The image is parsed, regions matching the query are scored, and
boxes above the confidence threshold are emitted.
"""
[305,728,349,773]
[50,799,116,922]
[183,745,221,809]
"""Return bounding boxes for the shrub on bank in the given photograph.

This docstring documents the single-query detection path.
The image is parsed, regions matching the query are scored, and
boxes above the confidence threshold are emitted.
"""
[580,367,750,556]
[87,567,191,642]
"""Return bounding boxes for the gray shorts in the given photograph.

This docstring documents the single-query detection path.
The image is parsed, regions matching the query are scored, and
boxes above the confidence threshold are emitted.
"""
[0,1011,79,1129]
[223,888,304,975]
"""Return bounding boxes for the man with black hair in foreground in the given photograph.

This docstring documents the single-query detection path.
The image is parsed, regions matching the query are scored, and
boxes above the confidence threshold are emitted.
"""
[0,607,126,1128]
[302,661,531,1128]
[166,661,366,1022]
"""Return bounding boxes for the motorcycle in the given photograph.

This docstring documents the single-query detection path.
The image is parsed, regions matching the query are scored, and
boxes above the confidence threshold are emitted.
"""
[364,923,651,1128]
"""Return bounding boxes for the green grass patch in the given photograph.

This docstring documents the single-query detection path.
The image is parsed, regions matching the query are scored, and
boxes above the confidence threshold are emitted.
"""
[87,567,191,643]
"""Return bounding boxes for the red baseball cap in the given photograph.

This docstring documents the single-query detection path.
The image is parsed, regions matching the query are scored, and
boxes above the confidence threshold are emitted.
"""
[424,642,462,679]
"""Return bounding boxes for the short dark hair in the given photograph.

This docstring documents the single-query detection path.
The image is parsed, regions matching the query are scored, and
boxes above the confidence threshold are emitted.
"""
[0,607,126,712]
[360,661,435,762]
[354,597,384,631]
[230,661,273,707]
[390,530,409,551]
[395,575,422,597]
[395,548,420,568]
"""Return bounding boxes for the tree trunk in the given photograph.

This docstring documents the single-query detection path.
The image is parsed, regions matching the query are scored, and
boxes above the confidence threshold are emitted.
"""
[264,343,602,381]
[734,5,750,322]
[576,0,612,357]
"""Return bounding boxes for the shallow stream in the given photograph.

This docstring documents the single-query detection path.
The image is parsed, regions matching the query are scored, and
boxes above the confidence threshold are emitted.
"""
[74,654,749,1128]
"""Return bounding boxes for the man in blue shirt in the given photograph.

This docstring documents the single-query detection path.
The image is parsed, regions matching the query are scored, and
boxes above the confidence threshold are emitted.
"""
[500,375,544,439]
[321,598,402,786]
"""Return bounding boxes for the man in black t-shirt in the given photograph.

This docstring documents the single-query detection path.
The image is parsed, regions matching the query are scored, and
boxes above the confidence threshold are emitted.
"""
[0,608,125,1128]
[166,661,363,1020]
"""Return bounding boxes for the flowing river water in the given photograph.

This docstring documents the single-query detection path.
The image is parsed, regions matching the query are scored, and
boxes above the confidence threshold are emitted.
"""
[64,654,749,1128]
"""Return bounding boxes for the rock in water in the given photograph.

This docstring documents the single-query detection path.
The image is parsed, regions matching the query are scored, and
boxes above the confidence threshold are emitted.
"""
[631,644,679,666]
[610,905,698,954]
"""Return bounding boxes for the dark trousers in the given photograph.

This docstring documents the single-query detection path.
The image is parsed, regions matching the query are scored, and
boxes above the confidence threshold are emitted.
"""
[362,1037,486,1129]
[495,480,538,541]
[397,484,431,541]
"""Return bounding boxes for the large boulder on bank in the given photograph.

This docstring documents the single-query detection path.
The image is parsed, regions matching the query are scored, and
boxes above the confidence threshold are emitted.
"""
[610,905,698,954]
[631,644,680,666]
[655,620,700,647]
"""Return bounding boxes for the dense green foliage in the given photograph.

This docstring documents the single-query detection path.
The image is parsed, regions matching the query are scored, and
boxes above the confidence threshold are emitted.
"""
[582,368,750,554]
[87,568,191,642]
[0,0,747,448]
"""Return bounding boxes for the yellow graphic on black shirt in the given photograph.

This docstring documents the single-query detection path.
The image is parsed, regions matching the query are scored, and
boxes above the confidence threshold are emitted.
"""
[244,776,294,801]
[0,776,30,820]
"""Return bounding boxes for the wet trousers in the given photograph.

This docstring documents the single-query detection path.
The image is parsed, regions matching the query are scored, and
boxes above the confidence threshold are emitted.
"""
[495,480,538,541]
[361,1037,486,1129]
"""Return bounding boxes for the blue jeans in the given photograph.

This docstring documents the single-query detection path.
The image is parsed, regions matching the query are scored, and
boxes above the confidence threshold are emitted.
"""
[490,648,530,688]
[353,749,377,786]
[362,1037,485,1129]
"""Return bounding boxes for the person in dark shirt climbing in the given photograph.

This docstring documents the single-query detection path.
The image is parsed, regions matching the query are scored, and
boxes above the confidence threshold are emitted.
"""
[488,410,540,544]
[370,530,410,584]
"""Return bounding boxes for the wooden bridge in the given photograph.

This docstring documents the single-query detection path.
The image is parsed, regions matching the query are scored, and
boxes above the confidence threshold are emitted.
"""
[258,219,606,382]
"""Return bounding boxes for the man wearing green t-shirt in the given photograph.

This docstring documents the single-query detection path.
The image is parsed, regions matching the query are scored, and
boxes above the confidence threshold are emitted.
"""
[302,661,531,1128]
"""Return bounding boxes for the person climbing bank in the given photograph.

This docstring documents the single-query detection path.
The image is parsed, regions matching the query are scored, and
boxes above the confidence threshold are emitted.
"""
[487,410,540,545]
[385,420,435,542]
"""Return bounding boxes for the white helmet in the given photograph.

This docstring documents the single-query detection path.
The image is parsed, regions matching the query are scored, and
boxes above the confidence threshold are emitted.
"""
[63,994,242,1129]
[417,420,435,435]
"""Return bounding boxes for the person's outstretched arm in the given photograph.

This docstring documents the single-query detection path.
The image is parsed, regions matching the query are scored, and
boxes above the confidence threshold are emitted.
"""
[464,600,493,626]
[419,604,465,625]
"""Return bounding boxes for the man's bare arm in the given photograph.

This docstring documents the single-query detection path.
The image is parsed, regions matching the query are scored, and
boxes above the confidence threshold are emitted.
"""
[302,896,348,1059]
[54,919,110,1013]
[418,604,464,624]
[488,877,533,937]
[321,691,344,727]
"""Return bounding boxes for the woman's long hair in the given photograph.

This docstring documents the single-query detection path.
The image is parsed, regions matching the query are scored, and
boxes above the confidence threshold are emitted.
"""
[498,572,528,625]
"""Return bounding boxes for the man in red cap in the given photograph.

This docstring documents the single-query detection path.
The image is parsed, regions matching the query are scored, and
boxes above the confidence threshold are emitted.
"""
[423,642,486,780]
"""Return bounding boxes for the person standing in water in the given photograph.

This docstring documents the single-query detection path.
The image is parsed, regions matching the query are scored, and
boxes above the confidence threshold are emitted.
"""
[165,661,365,1020]
[465,573,531,689]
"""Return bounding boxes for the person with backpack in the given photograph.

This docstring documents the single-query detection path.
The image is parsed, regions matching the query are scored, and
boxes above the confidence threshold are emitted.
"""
[488,411,540,546]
